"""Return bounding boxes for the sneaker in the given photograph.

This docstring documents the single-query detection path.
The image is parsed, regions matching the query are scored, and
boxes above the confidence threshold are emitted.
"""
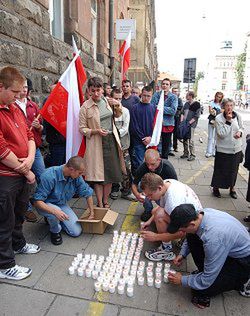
[187,155,195,161]
[168,152,175,157]
[121,192,137,201]
[180,154,189,159]
[205,153,212,158]
[140,211,152,222]
[110,191,119,200]
[24,210,37,222]
[239,278,250,297]
[0,264,32,280]
[14,243,41,254]
[145,245,176,261]
[50,232,63,245]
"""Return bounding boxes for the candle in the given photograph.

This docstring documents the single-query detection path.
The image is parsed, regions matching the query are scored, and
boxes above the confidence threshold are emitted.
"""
[155,272,162,280]
[117,285,125,294]
[109,283,116,294]
[77,253,82,260]
[85,268,92,278]
[137,276,144,286]
[102,282,109,291]
[155,267,162,274]
[147,277,154,286]
[77,267,84,277]
[147,271,153,278]
[92,270,98,279]
[94,282,101,292]
[127,286,134,297]
[155,279,161,288]
[156,262,163,269]
[163,275,169,283]
[68,266,75,275]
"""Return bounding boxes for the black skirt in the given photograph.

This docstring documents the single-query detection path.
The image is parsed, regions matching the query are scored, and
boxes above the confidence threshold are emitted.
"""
[211,151,242,189]
[102,134,122,184]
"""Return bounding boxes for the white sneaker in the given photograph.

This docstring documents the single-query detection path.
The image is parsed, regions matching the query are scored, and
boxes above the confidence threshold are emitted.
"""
[240,278,250,297]
[14,243,41,254]
[145,245,176,261]
[0,264,32,280]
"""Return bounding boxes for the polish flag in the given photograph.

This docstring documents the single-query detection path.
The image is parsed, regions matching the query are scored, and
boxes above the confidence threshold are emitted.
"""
[40,49,86,161]
[118,30,132,80]
[147,91,164,148]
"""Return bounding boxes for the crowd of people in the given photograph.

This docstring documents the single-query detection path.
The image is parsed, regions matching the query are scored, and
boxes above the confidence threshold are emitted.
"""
[0,66,249,309]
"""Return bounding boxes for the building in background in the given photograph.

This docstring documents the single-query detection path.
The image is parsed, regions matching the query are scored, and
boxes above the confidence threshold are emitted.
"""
[244,32,250,103]
[0,0,157,103]
[157,72,181,90]
[128,0,158,87]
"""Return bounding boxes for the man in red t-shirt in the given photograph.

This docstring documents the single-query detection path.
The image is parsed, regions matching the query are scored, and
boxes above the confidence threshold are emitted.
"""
[0,66,40,281]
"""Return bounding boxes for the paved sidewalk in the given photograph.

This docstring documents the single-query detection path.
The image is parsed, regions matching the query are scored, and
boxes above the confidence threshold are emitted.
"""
[1,125,250,316]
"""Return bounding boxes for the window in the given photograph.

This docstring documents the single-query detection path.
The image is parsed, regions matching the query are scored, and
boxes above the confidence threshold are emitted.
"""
[49,0,64,41]
[223,71,227,79]
[222,84,226,90]
[91,0,97,59]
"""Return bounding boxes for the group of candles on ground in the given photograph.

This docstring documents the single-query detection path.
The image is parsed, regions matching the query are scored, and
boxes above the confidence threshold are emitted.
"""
[68,231,176,297]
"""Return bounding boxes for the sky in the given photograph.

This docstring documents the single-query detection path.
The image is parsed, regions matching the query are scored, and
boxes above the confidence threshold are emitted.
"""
[155,0,250,79]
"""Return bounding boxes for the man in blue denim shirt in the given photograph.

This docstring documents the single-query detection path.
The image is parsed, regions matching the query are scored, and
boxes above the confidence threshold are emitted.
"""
[33,156,94,245]
[167,204,250,308]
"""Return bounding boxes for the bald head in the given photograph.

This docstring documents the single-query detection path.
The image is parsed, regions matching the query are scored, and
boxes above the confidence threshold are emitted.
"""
[145,149,161,171]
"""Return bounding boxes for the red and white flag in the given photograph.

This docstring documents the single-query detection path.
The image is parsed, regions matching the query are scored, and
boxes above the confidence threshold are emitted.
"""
[40,41,87,161]
[118,30,131,80]
[147,91,164,148]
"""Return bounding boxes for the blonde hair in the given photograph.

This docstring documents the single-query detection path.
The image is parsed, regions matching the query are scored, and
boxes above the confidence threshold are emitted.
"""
[141,173,163,191]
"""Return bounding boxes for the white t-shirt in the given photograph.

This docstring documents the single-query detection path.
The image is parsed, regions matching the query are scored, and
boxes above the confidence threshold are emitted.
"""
[158,179,202,215]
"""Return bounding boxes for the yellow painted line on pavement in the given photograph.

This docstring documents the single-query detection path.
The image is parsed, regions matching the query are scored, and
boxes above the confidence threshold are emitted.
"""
[86,302,105,316]
[95,289,109,302]
[121,201,140,233]
[185,161,213,184]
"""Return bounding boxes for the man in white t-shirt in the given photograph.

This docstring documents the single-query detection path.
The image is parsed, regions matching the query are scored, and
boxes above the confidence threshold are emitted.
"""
[140,173,202,261]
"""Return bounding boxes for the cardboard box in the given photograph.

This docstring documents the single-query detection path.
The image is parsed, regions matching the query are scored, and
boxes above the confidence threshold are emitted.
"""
[78,207,118,234]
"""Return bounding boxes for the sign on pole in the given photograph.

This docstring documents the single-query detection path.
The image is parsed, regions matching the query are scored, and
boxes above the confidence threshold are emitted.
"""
[116,19,136,40]
[183,58,196,83]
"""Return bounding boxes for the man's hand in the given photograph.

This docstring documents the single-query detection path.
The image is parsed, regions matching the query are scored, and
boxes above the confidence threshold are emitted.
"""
[52,208,69,221]
[25,170,36,184]
[142,136,151,146]
[173,254,184,266]
[140,217,152,230]
[140,230,158,242]
[226,111,233,121]
[135,192,146,203]
[31,118,42,131]
[168,271,182,285]
[15,157,34,174]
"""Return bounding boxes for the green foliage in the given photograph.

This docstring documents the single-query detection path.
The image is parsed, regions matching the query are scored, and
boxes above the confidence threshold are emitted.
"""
[193,71,204,96]
[235,43,247,90]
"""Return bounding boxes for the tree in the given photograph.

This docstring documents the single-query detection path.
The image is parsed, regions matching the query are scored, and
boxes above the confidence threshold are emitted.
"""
[193,71,204,96]
[235,43,247,90]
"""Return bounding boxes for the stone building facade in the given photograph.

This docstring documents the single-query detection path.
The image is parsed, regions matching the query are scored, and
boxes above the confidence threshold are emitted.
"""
[0,0,132,104]
[128,0,158,87]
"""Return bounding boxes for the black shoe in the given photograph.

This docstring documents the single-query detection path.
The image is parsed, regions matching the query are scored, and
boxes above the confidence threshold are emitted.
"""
[213,188,221,198]
[140,211,152,222]
[44,217,49,225]
[50,232,62,245]
[180,154,188,159]
[230,190,237,199]
[243,215,250,223]
[168,152,175,156]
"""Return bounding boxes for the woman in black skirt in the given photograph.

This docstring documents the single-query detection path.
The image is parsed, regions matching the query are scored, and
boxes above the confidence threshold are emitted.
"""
[211,98,244,199]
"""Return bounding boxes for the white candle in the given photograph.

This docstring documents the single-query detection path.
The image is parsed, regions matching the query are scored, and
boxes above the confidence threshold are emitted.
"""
[156,262,163,269]
[165,263,171,269]
[163,275,169,283]
[155,272,162,280]
[68,266,75,275]
[85,268,92,278]
[155,279,161,288]
[137,276,144,286]
[102,282,109,291]
[155,267,162,274]
[147,271,153,278]
[137,270,143,278]
[147,277,154,286]
[97,276,103,284]
[117,284,124,294]
[148,262,154,268]
[146,267,153,273]
[127,286,134,297]
[77,267,84,277]
[84,254,91,261]
[94,282,101,292]
[77,253,82,260]
[109,283,116,294]
[92,270,98,279]
[118,278,125,286]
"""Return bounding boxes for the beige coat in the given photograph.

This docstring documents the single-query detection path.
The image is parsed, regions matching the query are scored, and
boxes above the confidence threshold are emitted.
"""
[79,97,125,181]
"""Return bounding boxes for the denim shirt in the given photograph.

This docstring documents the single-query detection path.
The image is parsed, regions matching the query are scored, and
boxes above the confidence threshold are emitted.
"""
[151,91,177,126]
[33,166,93,205]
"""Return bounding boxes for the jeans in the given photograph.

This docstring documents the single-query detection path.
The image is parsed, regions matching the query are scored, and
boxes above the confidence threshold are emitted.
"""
[27,148,46,212]
[161,132,172,159]
[206,124,216,155]
[133,144,146,172]
[37,203,82,237]
[0,176,31,269]
[187,234,250,298]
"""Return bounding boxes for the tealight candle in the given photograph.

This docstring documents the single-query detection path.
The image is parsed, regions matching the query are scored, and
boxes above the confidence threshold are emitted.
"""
[85,268,92,278]
[92,270,98,279]
[102,282,109,291]
[77,267,84,276]
[163,275,169,283]
[155,279,161,288]
[94,282,101,292]
[109,283,116,294]
[155,267,162,274]
[156,262,163,269]
[68,266,75,275]
[147,271,153,278]
[137,276,144,286]
[117,284,125,294]
[127,286,134,297]
[77,253,82,260]
[147,277,154,286]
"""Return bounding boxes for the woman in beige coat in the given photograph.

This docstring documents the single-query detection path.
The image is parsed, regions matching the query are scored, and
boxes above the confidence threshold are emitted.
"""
[79,77,123,208]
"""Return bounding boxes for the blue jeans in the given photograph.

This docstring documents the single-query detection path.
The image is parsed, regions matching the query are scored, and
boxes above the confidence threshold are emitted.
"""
[28,148,45,212]
[37,203,82,236]
[133,144,146,172]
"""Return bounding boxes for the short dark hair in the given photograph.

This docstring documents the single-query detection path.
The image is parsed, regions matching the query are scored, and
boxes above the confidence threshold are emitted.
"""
[111,87,122,97]
[142,85,153,93]
[122,79,131,86]
[88,77,103,88]
[187,91,195,98]
[66,156,85,170]
[26,78,33,94]
[162,78,172,86]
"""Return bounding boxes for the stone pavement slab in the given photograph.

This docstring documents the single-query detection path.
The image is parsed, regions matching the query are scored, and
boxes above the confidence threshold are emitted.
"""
[199,195,236,210]
[119,307,170,316]
[47,295,119,316]
[158,283,225,316]
[0,283,55,316]
[223,291,250,316]
[0,250,57,287]
[22,221,49,245]
[34,254,94,300]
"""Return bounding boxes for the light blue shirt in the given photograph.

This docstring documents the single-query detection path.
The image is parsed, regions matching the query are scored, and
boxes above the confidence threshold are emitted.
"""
[181,208,250,290]
[33,166,93,205]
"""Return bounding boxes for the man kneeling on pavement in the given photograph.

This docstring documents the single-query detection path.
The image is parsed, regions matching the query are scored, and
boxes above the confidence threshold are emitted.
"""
[33,156,94,245]
[167,204,250,308]
[140,173,202,261]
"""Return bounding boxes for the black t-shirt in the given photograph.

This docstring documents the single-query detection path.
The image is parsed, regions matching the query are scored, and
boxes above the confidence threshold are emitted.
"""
[133,159,178,185]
